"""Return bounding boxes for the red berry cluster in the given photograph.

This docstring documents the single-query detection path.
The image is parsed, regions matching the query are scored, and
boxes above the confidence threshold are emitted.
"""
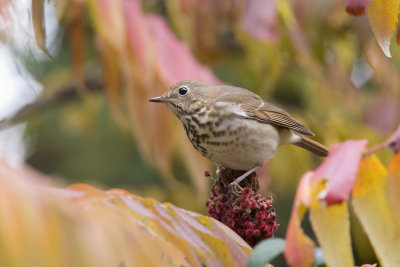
[205,167,278,246]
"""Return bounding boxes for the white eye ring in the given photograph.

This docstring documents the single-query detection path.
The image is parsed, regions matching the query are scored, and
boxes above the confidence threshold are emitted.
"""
[178,86,188,96]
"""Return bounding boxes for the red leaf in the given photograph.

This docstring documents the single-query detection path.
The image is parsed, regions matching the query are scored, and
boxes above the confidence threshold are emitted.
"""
[311,140,368,205]
[345,0,371,16]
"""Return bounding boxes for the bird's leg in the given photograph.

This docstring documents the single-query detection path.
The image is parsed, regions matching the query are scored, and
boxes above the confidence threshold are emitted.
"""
[228,165,260,195]
[210,172,222,188]
[212,175,226,189]
[210,165,227,188]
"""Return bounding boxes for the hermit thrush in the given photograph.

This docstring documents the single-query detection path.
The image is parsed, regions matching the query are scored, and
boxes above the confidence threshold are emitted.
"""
[149,80,328,193]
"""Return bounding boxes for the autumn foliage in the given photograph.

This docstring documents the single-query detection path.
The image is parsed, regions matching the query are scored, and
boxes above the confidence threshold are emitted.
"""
[346,0,400,57]
[0,162,251,266]
[1,138,399,266]
[1,0,400,266]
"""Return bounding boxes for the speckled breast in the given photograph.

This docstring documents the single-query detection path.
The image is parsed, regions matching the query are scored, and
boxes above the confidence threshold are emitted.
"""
[181,107,280,170]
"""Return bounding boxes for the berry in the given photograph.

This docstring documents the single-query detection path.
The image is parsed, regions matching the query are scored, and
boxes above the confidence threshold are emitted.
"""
[205,167,277,246]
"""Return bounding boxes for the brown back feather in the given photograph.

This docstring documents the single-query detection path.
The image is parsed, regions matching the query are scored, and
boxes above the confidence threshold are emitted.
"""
[249,101,315,136]
[212,85,315,137]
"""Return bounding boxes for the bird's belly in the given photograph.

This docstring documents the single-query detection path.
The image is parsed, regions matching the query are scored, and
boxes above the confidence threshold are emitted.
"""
[192,118,280,170]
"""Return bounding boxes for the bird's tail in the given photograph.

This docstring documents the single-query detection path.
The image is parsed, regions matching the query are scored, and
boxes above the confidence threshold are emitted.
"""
[294,135,329,157]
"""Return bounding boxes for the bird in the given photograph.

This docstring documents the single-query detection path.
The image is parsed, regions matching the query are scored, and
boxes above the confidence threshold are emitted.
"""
[149,80,328,193]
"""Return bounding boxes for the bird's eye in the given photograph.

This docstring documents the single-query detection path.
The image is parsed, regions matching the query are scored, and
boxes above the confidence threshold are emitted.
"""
[178,86,188,96]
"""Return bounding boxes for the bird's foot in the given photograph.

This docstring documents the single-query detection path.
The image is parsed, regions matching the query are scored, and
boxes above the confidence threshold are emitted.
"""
[227,165,260,195]
[205,170,225,189]
[228,181,243,196]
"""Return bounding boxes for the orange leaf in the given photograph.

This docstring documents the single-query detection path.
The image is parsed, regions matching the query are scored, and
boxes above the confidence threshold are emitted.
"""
[388,151,400,176]
[284,172,315,267]
[87,0,125,51]
[397,23,400,45]
[367,0,400,57]
[352,155,400,266]
[387,152,400,223]
[97,39,124,123]
[31,0,52,57]
[67,1,85,93]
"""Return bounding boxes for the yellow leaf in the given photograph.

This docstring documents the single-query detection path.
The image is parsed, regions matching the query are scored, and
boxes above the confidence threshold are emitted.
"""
[0,160,250,266]
[68,183,107,198]
[309,180,354,267]
[195,215,251,266]
[367,0,400,57]
[352,155,400,266]
[97,39,125,124]
[86,0,125,51]
[387,153,400,229]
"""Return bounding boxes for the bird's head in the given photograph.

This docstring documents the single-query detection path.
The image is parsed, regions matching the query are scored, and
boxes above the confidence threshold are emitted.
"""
[149,80,208,118]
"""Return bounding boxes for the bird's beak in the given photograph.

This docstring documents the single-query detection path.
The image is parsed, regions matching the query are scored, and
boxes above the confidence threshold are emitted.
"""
[149,96,168,103]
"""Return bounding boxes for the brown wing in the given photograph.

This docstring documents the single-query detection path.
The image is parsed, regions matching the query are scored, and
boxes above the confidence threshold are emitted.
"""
[213,85,315,137]
[245,101,315,136]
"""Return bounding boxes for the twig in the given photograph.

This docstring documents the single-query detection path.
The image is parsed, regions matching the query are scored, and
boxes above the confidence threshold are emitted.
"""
[0,77,103,130]
[365,143,387,155]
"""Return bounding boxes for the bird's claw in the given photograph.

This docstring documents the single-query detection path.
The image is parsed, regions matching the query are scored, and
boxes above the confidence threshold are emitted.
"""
[228,182,243,196]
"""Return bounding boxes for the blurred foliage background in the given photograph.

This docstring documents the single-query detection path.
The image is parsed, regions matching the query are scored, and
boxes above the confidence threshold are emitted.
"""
[0,0,399,264]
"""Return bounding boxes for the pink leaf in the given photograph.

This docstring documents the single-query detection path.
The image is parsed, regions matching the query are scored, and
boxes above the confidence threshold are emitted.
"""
[240,0,280,43]
[146,16,220,85]
[386,124,400,153]
[345,0,371,16]
[311,140,368,205]
[122,0,152,72]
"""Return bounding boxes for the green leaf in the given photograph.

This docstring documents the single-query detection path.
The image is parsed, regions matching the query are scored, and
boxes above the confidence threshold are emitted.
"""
[247,238,285,267]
